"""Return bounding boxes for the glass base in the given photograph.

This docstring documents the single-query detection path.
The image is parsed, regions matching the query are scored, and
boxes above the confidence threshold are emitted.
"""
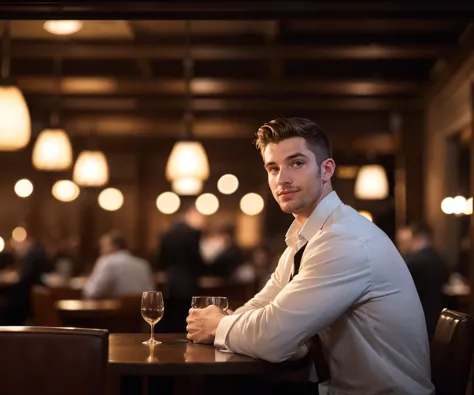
[142,338,162,345]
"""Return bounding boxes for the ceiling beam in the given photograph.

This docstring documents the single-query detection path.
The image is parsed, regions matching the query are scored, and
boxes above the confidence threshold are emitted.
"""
[11,41,449,60]
[42,115,397,153]
[28,96,422,112]
[1,2,474,19]
[17,76,422,96]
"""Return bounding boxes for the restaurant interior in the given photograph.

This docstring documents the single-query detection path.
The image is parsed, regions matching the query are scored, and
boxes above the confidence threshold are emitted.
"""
[1,1,474,394]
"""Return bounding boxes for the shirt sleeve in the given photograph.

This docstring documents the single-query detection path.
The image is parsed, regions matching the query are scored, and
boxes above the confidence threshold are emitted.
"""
[217,233,371,362]
[82,258,113,299]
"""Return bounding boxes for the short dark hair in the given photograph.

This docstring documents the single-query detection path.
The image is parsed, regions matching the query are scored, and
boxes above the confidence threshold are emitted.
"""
[255,117,332,165]
[409,223,433,239]
[106,230,128,250]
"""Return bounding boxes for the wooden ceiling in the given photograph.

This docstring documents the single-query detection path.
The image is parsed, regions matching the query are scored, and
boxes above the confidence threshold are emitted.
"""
[1,1,473,148]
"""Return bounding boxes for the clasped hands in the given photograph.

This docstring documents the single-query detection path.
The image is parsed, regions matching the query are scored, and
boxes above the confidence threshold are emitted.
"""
[186,305,228,344]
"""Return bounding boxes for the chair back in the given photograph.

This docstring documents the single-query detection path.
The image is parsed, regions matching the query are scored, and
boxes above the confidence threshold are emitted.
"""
[31,285,62,326]
[117,293,146,332]
[431,308,474,395]
[0,326,108,395]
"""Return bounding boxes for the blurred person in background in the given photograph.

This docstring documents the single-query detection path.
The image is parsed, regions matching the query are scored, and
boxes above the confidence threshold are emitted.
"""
[156,201,206,332]
[83,230,154,299]
[5,222,51,324]
[202,221,245,278]
[396,223,449,340]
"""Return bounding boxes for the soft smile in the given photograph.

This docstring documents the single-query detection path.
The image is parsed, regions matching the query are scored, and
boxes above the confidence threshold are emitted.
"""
[278,189,299,198]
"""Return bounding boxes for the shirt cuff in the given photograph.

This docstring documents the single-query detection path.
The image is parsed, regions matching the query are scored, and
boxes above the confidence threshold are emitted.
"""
[214,313,242,351]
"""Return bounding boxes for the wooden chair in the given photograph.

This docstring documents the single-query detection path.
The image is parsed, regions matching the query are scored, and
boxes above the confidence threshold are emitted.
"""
[31,285,62,326]
[0,326,108,395]
[430,308,474,395]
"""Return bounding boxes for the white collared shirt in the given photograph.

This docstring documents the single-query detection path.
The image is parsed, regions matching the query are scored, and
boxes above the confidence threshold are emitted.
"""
[83,250,155,299]
[215,192,434,395]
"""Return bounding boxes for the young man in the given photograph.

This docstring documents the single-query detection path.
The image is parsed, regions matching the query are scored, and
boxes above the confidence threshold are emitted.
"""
[186,118,434,394]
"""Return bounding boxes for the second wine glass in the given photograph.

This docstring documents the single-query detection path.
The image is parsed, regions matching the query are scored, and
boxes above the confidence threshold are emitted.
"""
[141,291,164,345]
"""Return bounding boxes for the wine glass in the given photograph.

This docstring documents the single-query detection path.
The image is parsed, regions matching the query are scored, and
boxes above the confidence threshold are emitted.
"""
[141,291,164,345]
[191,296,229,312]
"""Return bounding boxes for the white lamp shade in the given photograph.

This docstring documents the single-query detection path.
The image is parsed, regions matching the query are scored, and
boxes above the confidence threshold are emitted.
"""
[0,85,31,151]
[354,165,388,200]
[165,141,209,181]
[171,177,203,196]
[52,180,80,202]
[32,129,73,170]
[73,150,109,187]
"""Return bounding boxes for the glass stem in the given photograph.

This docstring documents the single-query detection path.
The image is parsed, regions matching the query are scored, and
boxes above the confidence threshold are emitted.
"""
[150,323,155,341]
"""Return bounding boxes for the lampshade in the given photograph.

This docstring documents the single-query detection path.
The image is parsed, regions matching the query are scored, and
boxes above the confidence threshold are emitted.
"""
[354,165,388,200]
[171,177,203,196]
[73,150,109,187]
[165,141,209,181]
[32,129,73,170]
[0,85,31,151]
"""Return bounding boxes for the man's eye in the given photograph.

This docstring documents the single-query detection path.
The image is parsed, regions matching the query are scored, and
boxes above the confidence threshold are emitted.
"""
[292,161,304,168]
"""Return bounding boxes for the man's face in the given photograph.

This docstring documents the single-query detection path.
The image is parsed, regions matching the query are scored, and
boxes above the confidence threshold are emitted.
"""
[263,137,322,220]
[99,235,116,256]
[396,228,413,256]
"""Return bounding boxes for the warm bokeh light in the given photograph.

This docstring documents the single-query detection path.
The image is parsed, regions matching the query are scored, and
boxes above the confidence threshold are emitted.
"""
[73,150,109,187]
[52,180,80,202]
[32,129,73,170]
[0,237,4,253]
[171,177,203,195]
[156,192,181,215]
[195,193,219,216]
[354,165,388,200]
[240,193,265,216]
[358,210,373,222]
[453,195,467,215]
[43,20,83,35]
[441,197,455,214]
[464,198,473,215]
[98,188,124,211]
[0,85,31,151]
[12,227,27,242]
[166,141,209,181]
[14,179,33,198]
[217,174,239,195]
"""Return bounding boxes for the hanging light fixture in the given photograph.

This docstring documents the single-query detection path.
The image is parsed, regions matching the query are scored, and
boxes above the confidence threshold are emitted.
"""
[73,150,109,187]
[32,57,73,170]
[0,21,31,151]
[33,129,73,170]
[166,21,209,195]
[354,164,389,200]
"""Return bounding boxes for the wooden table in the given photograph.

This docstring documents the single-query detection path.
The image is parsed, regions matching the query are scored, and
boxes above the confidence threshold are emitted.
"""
[56,299,121,317]
[108,333,311,395]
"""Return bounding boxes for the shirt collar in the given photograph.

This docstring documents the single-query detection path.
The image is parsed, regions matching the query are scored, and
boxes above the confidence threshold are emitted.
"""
[285,191,342,248]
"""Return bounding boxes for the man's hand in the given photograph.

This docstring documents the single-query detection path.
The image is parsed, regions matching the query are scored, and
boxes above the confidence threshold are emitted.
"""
[186,305,226,344]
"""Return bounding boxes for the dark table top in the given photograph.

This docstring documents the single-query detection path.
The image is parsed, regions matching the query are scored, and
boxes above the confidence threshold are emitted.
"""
[108,333,309,376]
